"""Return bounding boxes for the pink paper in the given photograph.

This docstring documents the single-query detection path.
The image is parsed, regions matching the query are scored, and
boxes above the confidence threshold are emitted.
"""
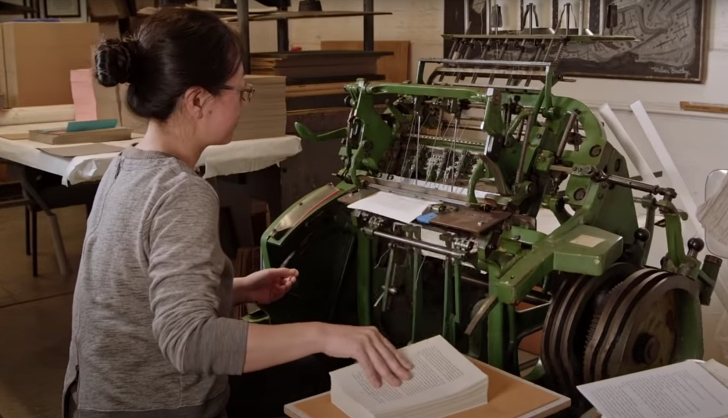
[70,69,97,121]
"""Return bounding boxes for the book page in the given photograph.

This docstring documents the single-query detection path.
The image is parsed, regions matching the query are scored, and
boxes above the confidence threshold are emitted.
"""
[347,192,437,224]
[577,361,728,418]
[701,359,728,389]
[329,335,487,414]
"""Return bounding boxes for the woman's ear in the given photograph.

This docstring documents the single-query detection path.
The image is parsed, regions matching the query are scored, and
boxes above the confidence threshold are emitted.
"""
[181,87,213,119]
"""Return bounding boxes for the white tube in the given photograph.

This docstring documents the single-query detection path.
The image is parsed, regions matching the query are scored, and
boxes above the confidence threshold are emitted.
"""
[630,101,704,238]
[598,103,659,185]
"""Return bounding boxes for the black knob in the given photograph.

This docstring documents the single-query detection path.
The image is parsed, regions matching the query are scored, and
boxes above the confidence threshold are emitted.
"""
[688,238,705,253]
[634,228,650,243]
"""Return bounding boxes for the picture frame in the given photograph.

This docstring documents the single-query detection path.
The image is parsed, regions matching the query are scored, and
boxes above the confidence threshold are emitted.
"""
[43,0,81,18]
[444,0,709,84]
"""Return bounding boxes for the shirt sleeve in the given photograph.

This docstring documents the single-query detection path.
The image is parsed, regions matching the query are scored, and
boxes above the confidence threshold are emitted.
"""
[147,178,248,376]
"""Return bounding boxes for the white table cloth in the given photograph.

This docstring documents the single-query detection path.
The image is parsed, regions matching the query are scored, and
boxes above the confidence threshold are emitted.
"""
[0,124,302,185]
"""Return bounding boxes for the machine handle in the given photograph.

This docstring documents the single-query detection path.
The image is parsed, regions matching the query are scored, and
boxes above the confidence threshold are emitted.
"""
[294,122,347,142]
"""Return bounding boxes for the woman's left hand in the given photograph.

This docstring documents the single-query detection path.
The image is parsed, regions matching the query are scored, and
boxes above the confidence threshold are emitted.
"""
[233,268,298,305]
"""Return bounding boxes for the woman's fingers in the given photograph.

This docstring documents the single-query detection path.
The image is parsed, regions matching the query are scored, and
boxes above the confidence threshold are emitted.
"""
[370,333,412,381]
[354,347,382,388]
[363,338,403,387]
[377,333,413,370]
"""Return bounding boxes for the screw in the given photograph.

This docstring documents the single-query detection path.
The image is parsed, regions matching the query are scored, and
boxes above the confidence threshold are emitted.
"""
[590,145,602,157]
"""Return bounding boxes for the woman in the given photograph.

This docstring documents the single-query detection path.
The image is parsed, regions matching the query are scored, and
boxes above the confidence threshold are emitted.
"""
[63,8,411,418]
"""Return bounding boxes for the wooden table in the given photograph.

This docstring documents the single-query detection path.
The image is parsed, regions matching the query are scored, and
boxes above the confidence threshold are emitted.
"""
[284,357,570,418]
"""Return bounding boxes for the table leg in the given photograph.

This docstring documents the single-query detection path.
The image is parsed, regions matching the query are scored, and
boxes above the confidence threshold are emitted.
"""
[16,170,71,277]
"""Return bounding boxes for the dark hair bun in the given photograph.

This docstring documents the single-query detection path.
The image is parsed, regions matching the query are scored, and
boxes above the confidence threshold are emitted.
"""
[95,38,140,87]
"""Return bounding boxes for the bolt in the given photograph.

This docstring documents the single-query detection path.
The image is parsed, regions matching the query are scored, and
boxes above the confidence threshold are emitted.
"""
[590,145,602,157]
[574,188,586,200]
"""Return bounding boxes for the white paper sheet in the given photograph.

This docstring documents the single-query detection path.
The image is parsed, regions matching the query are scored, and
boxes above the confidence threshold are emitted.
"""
[714,0,728,51]
[577,361,728,418]
[701,359,728,389]
[347,192,437,224]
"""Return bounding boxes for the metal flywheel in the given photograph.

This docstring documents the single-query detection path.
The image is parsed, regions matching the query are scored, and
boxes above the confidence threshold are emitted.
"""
[582,268,702,382]
[541,263,639,400]
[542,264,703,411]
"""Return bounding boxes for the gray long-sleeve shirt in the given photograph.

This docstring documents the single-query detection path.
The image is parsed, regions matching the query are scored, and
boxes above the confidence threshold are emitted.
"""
[63,146,249,417]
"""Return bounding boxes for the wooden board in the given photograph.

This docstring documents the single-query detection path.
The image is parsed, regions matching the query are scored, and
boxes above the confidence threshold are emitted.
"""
[284,356,570,418]
[680,101,728,114]
[321,41,410,83]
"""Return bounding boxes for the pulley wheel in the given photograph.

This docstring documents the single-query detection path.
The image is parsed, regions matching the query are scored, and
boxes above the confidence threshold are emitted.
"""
[583,270,700,383]
[541,263,640,398]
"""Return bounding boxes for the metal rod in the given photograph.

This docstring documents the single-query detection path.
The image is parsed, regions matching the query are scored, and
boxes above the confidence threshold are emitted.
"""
[443,259,452,337]
[515,112,534,184]
[237,0,251,74]
[453,261,461,324]
[372,231,467,259]
[381,247,395,310]
[578,0,584,35]
[363,0,374,51]
[486,0,492,34]
[464,0,470,36]
[276,5,289,52]
[422,58,553,68]
[556,111,578,158]
[598,0,605,35]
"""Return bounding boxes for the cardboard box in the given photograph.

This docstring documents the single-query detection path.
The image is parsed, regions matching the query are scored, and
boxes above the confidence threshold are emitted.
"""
[70,69,121,122]
[2,22,100,107]
[118,84,149,134]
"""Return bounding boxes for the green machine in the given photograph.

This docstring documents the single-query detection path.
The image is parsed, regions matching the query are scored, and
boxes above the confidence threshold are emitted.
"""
[257,26,723,413]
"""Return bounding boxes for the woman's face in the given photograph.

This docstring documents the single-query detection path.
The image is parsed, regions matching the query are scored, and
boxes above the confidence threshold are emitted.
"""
[199,65,247,146]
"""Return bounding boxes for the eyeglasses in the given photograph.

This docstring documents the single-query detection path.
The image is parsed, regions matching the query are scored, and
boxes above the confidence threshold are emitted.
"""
[221,84,255,102]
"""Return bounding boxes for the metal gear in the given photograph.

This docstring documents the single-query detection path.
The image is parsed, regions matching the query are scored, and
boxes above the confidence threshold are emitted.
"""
[541,262,640,399]
[582,269,702,384]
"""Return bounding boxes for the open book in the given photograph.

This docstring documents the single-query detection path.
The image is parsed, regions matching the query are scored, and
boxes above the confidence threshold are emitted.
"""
[329,335,489,418]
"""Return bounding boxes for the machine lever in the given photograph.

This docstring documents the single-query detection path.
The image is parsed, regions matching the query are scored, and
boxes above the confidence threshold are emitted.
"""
[294,122,347,142]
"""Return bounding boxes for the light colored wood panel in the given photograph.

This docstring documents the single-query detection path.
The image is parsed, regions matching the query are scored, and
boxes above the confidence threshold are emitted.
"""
[320,40,411,82]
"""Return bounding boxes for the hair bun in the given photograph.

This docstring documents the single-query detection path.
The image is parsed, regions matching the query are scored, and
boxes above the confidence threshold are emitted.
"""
[95,38,140,87]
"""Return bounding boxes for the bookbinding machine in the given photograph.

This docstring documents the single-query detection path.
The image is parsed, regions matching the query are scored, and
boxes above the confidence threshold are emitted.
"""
[258,4,723,413]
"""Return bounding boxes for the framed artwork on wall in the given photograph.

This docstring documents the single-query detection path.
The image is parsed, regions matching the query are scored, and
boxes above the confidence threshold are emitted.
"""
[444,0,709,84]
[44,0,81,18]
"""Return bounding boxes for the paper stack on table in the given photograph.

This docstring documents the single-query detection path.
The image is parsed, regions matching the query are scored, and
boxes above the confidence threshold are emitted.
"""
[329,335,489,418]
[578,360,728,418]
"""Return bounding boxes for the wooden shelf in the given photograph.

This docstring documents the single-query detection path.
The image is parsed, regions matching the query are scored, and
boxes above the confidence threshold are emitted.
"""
[235,0,381,73]
[249,11,391,22]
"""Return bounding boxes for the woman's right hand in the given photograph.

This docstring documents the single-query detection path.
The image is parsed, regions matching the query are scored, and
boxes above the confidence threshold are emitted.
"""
[318,324,413,388]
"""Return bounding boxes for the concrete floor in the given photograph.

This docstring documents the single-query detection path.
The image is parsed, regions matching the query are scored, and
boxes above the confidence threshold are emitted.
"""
[0,205,85,418]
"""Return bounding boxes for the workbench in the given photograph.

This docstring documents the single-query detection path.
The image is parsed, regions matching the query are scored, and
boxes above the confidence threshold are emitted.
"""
[0,121,302,277]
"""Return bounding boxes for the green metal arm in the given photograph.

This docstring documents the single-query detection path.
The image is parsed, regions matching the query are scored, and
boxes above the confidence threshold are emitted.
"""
[294,122,347,142]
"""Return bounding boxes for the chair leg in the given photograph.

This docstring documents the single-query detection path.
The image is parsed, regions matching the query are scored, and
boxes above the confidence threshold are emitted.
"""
[31,209,38,277]
[25,206,30,255]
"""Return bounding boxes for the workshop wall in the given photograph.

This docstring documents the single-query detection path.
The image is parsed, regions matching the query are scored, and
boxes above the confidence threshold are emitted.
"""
[0,0,88,22]
[269,0,728,363]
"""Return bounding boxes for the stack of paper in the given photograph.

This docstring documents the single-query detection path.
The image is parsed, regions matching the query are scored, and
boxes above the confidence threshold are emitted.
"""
[578,360,728,418]
[329,335,489,418]
[233,74,286,141]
